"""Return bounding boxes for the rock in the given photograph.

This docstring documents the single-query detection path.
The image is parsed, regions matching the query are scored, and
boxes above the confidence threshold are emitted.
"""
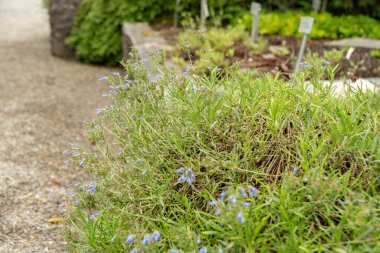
[306,78,380,95]
[48,0,82,58]
[122,22,180,81]
[325,38,380,50]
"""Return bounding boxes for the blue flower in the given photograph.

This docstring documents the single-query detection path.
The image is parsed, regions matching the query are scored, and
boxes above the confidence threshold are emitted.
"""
[96,108,104,115]
[208,201,218,206]
[300,62,308,68]
[240,188,248,198]
[76,184,85,191]
[87,180,97,193]
[218,248,223,253]
[197,238,201,245]
[243,202,250,207]
[186,175,195,184]
[141,234,152,245]
[90,212,100,220]
[68,189,76,197]
[126,235,135,244]
[185,167,193,175]
[227,195,237,204]
[323,60,331,65]
[98,76,108,81]
[237,212,245,224]
[170,250,179,253]
[87,187,96,193]
[199,247,208,253]
[151,231,161,242]
[74,199,80,205]
[177,167,195,185]
[130,249,139,253]
[177,175,186,183]
[292,168,299,174]
[249,186,257,197]
[220,192,226,201]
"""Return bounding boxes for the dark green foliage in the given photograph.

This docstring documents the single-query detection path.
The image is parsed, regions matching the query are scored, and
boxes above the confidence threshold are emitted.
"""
[66,0,171,65]
[66,0,248,65]
[234,11,380,39]
[66,0,380,65]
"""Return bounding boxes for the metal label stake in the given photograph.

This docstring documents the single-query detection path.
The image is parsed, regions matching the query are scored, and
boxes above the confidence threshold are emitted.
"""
[250,2,261,42]
[312,0,321,12]
[294,17,314,73]
[174,0,181,27]
[200,0,209,29]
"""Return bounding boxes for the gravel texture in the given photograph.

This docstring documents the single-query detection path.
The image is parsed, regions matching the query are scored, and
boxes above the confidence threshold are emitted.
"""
[0,0,114,252]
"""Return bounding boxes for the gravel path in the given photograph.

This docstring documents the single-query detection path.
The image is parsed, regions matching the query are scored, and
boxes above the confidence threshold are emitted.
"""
[0,0,114,252]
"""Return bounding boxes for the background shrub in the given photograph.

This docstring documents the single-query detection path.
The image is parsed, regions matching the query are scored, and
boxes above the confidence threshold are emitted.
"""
[234,11,380,39]
[66,0,247,65]
[66,0,380,65]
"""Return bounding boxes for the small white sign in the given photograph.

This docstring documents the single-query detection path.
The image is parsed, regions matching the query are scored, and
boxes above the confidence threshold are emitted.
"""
[298,17,314,34]
[201,0,210,18]
[251,2,261,15]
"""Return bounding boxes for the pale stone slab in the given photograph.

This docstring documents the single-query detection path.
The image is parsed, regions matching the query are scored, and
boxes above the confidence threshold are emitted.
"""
[325,38,380,49]
[122,22,179,81]
[306,78,379,96]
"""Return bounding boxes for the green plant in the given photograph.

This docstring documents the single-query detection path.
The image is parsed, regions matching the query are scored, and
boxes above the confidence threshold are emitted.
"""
[268,45,290,56]
[65,52,380,252]
[370,50,380,59]
[234,11,380,39]
[323,48,345,64]
[347,58,366,77]
[173,26,267,71]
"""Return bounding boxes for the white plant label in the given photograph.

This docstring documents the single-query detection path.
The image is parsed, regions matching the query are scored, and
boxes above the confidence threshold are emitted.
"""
[295,17,314,73]
[251,2,261,15]
[298,17,314,34]
[201,0,209,18]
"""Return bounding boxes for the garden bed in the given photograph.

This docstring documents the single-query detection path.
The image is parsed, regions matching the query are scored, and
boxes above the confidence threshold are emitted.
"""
[154,24,380,79]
